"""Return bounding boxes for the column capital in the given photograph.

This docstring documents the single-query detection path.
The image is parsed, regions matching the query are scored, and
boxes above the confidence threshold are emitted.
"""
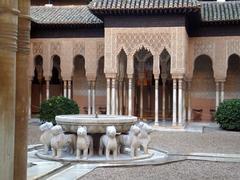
[215,79,226,83]
[127,74,133,79]
[105,73,117,79]
[153,74,160,80]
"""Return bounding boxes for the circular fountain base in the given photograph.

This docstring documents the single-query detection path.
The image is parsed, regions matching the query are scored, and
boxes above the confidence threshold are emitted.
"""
[36,148,166,163]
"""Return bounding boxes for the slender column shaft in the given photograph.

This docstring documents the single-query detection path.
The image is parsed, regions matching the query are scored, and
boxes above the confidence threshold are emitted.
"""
[111,78,116,115]
[182,81,186,124]
[155,79,159,125]
[216,82,220,109]
[220,82,224,103]
[63,80,67,97]
[123,80,127,115]
[39,82,42,105]
[106,78,111,115]
[92,81,96,114]
[29,79,32,119]
[178,79,183,126]
[172,79,177,126]
[140,81,144,119]
[187,81,192,122]
[115,80,119,115]
[68,80,72,99]
[46,80,50,100]
[162,81,166,122]
[128,78,132,116]
[88,81,91,115]
[119,81,123,115]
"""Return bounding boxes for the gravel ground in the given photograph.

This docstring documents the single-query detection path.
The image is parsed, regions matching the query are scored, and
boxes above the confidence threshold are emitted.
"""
[80,160,240,180]
[149,130,240,154]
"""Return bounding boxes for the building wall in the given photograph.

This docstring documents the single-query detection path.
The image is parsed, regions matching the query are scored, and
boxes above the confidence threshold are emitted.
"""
[29,32,240,121]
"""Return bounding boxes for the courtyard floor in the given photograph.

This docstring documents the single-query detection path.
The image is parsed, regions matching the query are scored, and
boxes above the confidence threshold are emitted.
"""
[28,119,240,180]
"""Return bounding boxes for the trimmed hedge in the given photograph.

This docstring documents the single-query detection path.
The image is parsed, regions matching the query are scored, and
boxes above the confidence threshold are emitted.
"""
[40,96,79,124]
[215,99,240,131]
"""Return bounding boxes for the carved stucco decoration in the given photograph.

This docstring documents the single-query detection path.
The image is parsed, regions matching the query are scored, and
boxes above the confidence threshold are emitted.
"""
[116,32,171,57]
[33,42,43,56]
[50,41,61,56]
[73,42,85,57]
[97,41,104,60]
[227,40,240,57]
[193,41,215,60]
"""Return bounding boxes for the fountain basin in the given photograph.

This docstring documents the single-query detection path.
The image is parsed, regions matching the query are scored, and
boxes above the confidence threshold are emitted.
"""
[55,114,137,133]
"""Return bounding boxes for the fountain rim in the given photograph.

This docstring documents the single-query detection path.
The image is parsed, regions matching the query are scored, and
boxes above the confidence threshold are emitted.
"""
[55,114,138,124]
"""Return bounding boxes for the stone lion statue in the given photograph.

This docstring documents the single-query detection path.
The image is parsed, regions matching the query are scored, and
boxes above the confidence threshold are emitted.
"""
[118,125,141,157]
[50,125,77,158]
[99,126,118,160]
[39,122,54,154]
[137,122,153,154]
[76,126,93,159]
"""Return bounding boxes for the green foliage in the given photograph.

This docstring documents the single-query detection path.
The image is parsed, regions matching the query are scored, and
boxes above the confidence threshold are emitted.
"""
[40,96,79,124]
[215,99,240,131]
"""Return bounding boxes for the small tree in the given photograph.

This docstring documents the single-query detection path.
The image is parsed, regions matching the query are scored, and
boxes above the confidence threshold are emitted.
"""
[215,99,240,131]
[40,96,79,124]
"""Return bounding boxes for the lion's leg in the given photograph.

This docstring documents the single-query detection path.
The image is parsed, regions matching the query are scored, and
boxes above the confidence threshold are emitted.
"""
[106,148,110,160]
[44,144,48,154]
[76,149,80,159]
[113,149,117,160]
[56,149,62,158]
[130,146,135,158]
[52,148,57,157]
[144,144,148,154]
[83,149,88,160]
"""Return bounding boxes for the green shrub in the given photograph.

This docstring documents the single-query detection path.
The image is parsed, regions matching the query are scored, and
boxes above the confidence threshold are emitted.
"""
[215,99,240,131]
[40,96,79,124]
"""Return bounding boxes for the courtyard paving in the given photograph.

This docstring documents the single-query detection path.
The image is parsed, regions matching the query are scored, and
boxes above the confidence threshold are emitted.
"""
[28,119,240,180]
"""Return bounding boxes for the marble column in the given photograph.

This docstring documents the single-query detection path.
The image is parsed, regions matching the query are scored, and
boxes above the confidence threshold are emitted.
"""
[216,81,220,109]
[106,78,111,115]
[92,81,96,114]
[128,77,132,116]
[68,80,72,99]
[88,81,91,115]
[63,80,67,97]
[28,78,32,120]
[0,1,19,179]
[162,79,166,122]
[115,80,119,115]
[220,81,224,103]
[172,79,177,126]
[140,81,144,119]
[46,80,50,100]
[119,80,123,115]
[187,81,192,122]
[182,81,186,125]
[111,78,116,115]
[178,79,183,126]
[154,78,159,125]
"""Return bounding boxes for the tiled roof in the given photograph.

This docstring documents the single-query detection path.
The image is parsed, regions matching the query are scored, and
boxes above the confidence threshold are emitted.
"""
[88,0,200,13]
[201,1,240,23]
[30,6,103,25]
